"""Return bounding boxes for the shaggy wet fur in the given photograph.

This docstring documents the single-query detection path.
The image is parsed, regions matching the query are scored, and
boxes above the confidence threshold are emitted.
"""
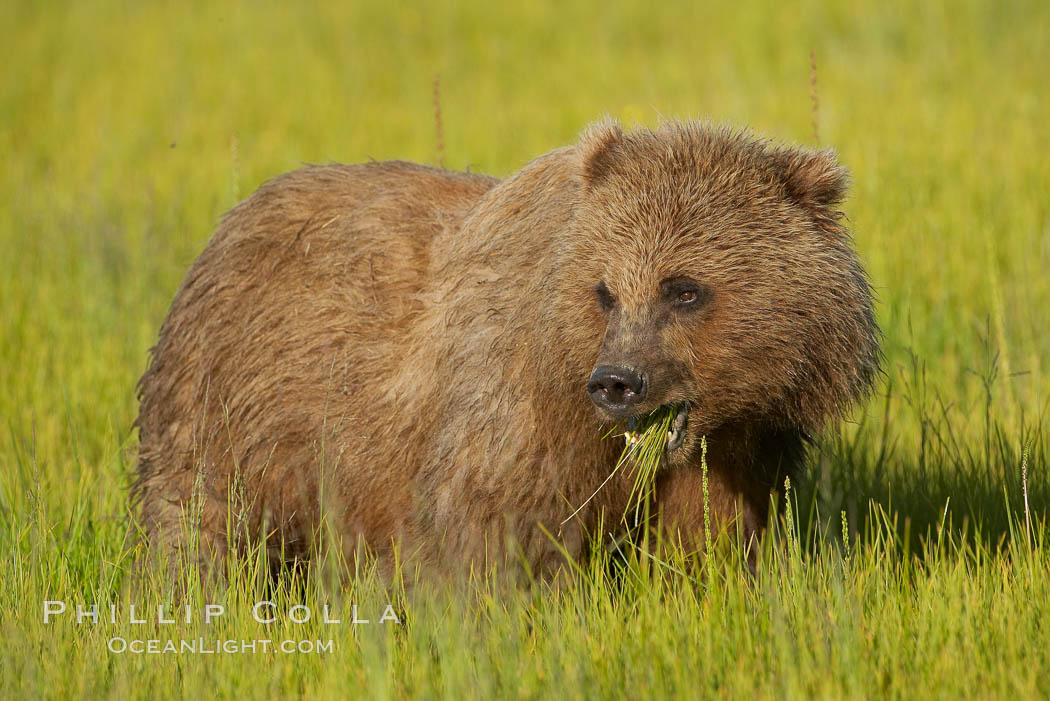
[134,120,879,579]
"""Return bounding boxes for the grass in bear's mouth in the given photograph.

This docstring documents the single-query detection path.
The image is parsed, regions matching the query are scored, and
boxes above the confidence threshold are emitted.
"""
[562,404,681,528]
[619,405,678,526]
[623,402,689,452]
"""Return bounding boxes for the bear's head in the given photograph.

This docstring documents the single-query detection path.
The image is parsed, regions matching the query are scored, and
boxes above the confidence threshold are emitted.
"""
[567,119,879,467]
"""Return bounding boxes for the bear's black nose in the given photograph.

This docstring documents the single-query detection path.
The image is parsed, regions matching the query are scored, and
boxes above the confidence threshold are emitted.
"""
[587,365,646,414]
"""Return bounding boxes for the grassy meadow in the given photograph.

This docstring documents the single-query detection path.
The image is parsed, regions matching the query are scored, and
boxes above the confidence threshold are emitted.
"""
[2,0,1049,697]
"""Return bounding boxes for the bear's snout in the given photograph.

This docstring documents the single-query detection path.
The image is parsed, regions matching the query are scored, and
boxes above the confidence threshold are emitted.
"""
[586,365,647,415]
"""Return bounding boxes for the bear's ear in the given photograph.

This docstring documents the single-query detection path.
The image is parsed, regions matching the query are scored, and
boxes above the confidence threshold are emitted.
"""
[577,118,623,186]
[769,146,850,210]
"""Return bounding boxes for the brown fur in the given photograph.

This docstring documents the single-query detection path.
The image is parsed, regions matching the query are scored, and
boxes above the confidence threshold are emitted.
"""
[134,120,879,579]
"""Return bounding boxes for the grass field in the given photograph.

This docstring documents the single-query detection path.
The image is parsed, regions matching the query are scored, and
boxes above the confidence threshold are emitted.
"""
[2,0,1049,697]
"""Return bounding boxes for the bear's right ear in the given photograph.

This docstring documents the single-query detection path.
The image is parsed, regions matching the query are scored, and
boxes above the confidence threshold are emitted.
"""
[768,146,850,211]
[577,119,623,186]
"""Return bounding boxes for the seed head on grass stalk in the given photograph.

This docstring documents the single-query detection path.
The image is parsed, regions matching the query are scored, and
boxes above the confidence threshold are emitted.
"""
[701,435,711,558]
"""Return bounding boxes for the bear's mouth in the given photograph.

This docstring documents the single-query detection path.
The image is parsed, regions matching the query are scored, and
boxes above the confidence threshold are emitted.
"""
[625,402,690,452]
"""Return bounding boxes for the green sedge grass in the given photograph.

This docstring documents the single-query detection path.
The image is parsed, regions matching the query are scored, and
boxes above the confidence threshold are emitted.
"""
[5,1,1050,696]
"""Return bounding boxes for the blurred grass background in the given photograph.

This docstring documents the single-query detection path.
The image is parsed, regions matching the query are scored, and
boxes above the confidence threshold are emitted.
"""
[2,0,1049,697]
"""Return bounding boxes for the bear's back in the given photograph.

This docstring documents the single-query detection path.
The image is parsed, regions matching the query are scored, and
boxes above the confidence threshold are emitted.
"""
[134,162,497,566]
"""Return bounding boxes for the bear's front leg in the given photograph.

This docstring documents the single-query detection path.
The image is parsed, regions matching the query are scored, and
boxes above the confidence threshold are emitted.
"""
[654,463,771,571]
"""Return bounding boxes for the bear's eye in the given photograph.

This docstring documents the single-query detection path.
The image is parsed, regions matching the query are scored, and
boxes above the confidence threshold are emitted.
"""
[662,277,708,310]
[595,281,617,312]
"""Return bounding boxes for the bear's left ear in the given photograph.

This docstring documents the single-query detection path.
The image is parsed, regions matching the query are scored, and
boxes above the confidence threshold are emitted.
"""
[768,146,850,210]
[577,118,623,186]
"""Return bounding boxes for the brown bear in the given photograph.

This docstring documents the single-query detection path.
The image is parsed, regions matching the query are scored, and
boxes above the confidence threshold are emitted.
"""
[134,119,879,580]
